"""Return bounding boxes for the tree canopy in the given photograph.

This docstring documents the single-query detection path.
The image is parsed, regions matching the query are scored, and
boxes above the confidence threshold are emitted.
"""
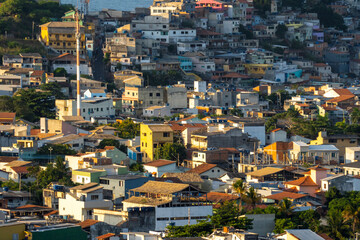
[37,144,76,155]
[112,119,140,139]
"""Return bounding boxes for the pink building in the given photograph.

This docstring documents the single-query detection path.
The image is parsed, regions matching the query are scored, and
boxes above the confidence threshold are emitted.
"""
[196,0,227,11]
[285,166,327,197]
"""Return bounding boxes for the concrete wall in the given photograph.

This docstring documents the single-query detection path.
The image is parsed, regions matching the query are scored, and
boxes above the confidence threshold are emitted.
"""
[244,214,275,237]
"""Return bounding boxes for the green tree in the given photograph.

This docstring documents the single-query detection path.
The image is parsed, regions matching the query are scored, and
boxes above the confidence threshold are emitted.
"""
[244,187,261,211]
[37,144,76,155]
[276,198,294,218]
[350,108,360,124]
[53,68,67,77]
[298,210,320,232]
[210,201,253,229]
[325,209,351,239]
[129,163,144,172]
[157,142,186,164]
[0,95,14,112]
[342,203,360,234]
[325,187,342,206]
[232,179,247,211]
[166,220,213,237]
[97,138,127,153]
[40,82,66,99]
[113,119,140,139]
[274,218,297,234]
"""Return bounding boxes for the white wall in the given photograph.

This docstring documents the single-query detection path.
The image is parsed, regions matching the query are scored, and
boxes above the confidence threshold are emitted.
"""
[155,205,212,231]
[243,125,266,146]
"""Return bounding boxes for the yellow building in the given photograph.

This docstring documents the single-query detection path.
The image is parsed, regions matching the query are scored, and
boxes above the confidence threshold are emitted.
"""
[140,124,173,162]
[40,22,86,56]
[0,222,26,240]
[310,131,360,159]
[244,63,273,77]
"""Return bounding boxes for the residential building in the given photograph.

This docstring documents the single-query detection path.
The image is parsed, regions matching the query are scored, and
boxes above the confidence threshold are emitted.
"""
[52,53,91,75]
[59,183,113,221]
[143,159,177,177]
[321,174,360,193]
[43,183,66,209]
[40,22,86,56]
[55,98,115,122]
[140,124,173,162]
[310,131,360,161]
[187,163,228,179]
[343,161,360,176]
[345,147,360,163]
[143,106,171,118]
[72,168,107,184]
[246,167,302,182]
[122,181,212,231]
[99,174,153,205]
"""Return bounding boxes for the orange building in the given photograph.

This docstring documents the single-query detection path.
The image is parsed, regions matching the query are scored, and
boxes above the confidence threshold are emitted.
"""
[263,141,293,164]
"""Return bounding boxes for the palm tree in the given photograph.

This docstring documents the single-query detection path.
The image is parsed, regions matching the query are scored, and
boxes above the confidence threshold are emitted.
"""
[244,186,261,211]
[351,108,360,124]
[326,209,350,240]
[342,204,360,234]
[232,179,247,210]
[276,198,294,218]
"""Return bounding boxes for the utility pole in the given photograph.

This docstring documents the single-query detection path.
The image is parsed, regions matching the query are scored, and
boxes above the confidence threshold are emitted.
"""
[76,9,81,116]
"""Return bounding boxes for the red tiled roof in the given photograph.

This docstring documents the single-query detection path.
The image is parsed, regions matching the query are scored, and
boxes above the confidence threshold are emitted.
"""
[314,63,327,67]
[30,129,40,135]
[222,72,250,79]
[30,70,45,77]
[44,210,59,217]
[285,176,318,187]
[271,128,282,132]
[202,192,239,203]
[96,233,115,239]
[332,88,355,96]
[11,166,29,174]
[77,219,99,228]
[0,156,18,163]
[266,191,307,201]
[0,112,15,123]
[16,204,51,209]
[309,165,328,171]
[187,163,217,174]
[144,159,176,167]
[326,95,354,103]
[104,146,115,150]
[169,123,206,131]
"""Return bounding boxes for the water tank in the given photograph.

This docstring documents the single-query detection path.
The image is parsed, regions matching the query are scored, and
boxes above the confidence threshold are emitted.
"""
[3,187,8,192]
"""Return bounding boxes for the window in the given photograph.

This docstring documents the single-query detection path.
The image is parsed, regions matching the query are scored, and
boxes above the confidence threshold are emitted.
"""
[156,93,160,96]
[163,132,170,137]
[323,183,327,189]
[100,179,109,185]
[119,181,124,187]
[91,195,99,200]
[149,93,153,97]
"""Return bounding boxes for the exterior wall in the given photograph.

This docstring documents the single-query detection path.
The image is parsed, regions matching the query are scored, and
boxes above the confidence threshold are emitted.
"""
[26,225,87,240]
[143,163,177,177]
[200,167,228,179]
[243,125,265,146]
[269,130,287,145]
[166,86,187,109]
[244,214,275,237]
[155,205,212,231]
[53,63,89,75]
[140,124,174,162]
[93,209,127,225]
[345,147,360,163]
[344,167,360,176]
[59,194,113,221]
[0,223,25,240]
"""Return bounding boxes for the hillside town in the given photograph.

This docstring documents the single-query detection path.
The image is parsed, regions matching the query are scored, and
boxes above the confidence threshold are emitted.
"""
[1,0,360,239]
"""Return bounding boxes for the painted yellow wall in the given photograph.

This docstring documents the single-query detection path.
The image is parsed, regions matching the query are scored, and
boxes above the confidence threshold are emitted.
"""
[0,223,26,240]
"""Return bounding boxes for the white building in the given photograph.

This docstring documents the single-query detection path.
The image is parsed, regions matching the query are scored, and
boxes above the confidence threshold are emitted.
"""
[59,183,113,221]
[194,81,207,93]
[143,105,171,118]
[52,53,91,75]
[122,181,213,231]
[143,159,178,177]
[56,98,115,121]
[177,41,207,55]
[345,147,360,163]
[267,128,287,145]
[166,85,187,109]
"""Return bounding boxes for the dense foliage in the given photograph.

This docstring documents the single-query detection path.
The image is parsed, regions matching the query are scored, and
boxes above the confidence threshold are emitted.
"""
[37,144,77,155]
[0,88,56,122]
[112,119,140,139]
[98,138,127,153]
[155,142,186,164]
[0,0,73,38]
[166,201,253,237]
[143,70,183,86]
